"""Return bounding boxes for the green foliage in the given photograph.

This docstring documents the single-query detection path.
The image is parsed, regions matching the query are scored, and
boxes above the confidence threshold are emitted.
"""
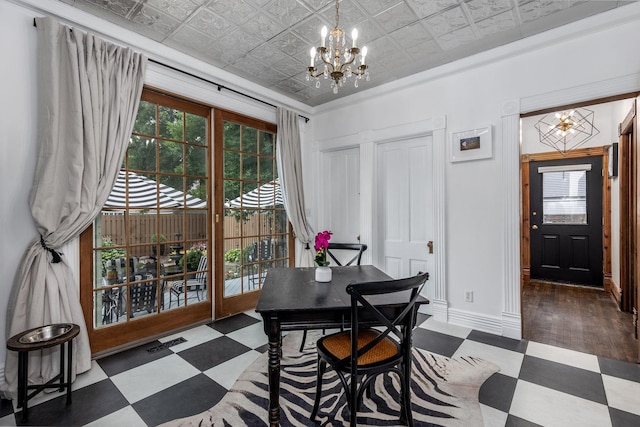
[128,99,207,201]
[179,242,207,272]
[150,234,166,243]
[224,249,242,264]
[101,237,125,262]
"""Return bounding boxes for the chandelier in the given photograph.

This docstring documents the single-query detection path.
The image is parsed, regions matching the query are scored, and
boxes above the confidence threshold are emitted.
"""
[306,0,369,94]
[534,108,600,155]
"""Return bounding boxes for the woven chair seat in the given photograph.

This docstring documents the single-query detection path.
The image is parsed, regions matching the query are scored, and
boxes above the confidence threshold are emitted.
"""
[320,329,399,366]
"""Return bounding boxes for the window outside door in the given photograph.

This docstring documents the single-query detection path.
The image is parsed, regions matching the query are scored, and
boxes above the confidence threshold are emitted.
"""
[214,110,292,318]
[529,156,603,286]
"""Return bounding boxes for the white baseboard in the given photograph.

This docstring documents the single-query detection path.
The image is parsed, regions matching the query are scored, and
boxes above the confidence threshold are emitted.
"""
[419,303,522,339]
[501,312,522,340]
[447,308,504,336]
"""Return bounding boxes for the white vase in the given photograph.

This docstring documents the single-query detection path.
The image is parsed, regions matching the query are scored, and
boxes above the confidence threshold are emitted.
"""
[315,266,332,282]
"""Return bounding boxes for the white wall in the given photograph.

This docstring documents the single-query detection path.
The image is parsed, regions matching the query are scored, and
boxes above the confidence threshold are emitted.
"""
[308,4,640,334]
[0,0,311,385]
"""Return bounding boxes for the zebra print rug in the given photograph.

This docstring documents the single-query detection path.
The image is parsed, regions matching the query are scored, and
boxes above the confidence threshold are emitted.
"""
[162,331,499,426]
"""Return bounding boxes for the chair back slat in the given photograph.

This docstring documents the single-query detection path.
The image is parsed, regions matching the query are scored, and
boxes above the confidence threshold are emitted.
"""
[345,271,428,367]
[195,256,207,283]
[327,243,367,266]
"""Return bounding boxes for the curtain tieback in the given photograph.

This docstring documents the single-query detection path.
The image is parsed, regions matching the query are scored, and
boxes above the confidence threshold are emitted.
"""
[40,235,62,263]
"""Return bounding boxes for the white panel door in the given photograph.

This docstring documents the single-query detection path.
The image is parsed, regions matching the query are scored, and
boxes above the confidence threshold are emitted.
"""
[377,136,434,292]
[322,148,360,243]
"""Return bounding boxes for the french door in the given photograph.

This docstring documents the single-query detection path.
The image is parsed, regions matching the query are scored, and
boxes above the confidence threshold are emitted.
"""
[214,110,292,318]
[80,89,212,355]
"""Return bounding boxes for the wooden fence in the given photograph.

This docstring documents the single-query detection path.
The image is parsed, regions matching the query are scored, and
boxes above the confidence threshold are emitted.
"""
[99,212,270,257]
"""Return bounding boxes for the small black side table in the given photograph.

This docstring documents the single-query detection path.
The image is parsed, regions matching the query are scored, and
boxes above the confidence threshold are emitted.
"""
[6,323,80,421]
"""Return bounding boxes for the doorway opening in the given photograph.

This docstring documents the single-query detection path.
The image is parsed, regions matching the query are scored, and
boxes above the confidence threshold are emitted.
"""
[520,96,638,362]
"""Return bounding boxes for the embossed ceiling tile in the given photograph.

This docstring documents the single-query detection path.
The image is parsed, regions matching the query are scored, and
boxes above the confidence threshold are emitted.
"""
[367,36,402,59]
[374,2,419,33]
[406,0,458,19]
[270,55,307,77]
[389,21,433,46]
[165,25,215,52]
[231,54,274,76]
[216,29,262,54]
[475,10,517,37]
[275,75,308,93]
[424,6,469,36]
[518,0,567,23]
[291,16,330,45]
[404,38,442,59]
[352,0,402,17]
[207,0,258,26]
[145,0,201,21]
[437,26,477,50]
[189,8,234,39]
[465,0,512,22]
[272,31,309,57]
[243,13,287,40]
[323,0,367,29]
[300,0,334,12]
[252,44,288,66]
[78,0,140,19]
[354,18,386,45]
[131,5,181,37]
[266,0,313,27]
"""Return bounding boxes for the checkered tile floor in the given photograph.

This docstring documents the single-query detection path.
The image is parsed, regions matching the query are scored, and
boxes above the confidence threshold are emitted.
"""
[2,312,640,426]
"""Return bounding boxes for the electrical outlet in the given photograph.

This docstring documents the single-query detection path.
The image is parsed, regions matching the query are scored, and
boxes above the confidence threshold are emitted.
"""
[465,290,473,303]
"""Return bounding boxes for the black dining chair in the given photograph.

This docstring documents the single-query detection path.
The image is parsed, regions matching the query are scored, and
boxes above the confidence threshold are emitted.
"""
[310,271,428,427]
[299,242,368,352]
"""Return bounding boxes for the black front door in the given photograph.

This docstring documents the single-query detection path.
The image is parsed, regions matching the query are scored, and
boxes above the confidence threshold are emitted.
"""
[530,156,603,286]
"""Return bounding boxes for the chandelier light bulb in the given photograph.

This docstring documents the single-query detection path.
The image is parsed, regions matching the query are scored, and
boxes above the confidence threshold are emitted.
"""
[352,28,358,47]
[310,47,316,66]
[361,46,367,65]
[321,26,327,47]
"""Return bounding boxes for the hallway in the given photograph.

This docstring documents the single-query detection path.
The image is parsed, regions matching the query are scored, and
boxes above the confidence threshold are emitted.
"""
[523,281,637,363]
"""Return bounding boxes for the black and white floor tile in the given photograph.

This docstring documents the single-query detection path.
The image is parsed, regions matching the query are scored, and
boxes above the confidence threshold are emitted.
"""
[2,312,640,426]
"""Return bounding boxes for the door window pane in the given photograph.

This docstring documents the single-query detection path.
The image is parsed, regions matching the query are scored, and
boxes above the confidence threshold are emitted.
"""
[542,170,587,224]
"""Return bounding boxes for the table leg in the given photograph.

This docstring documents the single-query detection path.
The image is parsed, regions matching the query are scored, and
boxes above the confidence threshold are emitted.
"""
[66,339,73,405]
[18,352,28,421]
[264,314,281,427]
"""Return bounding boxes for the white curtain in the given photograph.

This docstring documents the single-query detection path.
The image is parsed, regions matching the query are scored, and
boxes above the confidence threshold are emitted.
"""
[2,17,146,399]
[276,107,315,267]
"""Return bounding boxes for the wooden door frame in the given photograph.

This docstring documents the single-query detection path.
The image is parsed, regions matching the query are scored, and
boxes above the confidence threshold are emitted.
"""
[521,146,612,291]
[618,102,635,313]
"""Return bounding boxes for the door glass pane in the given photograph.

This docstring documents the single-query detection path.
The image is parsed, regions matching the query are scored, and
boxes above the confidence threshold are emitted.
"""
[222,120,287,298]
[542,170,587,224]
[92,96,210,329]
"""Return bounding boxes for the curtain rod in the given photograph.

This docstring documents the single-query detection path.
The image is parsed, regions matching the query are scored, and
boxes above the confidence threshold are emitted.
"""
[33,18,310,123]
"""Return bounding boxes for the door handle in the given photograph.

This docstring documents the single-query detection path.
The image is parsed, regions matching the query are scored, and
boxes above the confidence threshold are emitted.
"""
[427,241,433,254]
[532,225,538,230]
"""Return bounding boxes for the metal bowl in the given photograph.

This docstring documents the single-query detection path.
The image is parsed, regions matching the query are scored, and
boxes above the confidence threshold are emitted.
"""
[19,324,73,344]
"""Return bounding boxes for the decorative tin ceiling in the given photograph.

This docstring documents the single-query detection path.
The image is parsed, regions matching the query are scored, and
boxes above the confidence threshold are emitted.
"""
[58,0,634,106]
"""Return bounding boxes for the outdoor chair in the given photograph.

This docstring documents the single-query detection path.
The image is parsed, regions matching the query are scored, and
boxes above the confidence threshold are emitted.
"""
[300,242,368,352]
[169,255,207,307]
[310,271,429,427]
[249,238,273,290]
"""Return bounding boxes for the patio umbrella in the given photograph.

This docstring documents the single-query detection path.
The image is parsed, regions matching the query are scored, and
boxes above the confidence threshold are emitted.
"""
[104,171,207,209]
[225,179,283,208]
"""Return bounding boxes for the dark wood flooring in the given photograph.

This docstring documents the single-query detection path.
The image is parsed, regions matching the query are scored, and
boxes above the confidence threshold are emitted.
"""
[522,281,638,363]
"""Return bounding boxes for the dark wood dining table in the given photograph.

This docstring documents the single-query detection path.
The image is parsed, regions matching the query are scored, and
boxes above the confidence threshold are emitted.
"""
[255,265,428,426]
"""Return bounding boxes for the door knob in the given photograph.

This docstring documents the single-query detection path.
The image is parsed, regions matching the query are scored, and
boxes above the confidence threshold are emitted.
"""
[532,225,538,230]
[427,241,433,254]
